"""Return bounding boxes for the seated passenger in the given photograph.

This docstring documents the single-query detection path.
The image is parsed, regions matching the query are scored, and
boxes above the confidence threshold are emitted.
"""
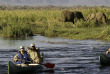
[106,48,110,55]
[27,43,42,64]
[13,46,29,64]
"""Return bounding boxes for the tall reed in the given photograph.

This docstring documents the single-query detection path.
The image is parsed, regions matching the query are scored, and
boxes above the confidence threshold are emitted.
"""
[0,7,110,41]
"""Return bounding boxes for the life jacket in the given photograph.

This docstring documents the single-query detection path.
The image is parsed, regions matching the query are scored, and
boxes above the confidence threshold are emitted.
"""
[16,51,28,64]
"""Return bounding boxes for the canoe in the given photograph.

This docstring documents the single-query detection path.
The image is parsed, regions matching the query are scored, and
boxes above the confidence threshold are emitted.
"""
[99,53,110,66]
[8,61,43,74]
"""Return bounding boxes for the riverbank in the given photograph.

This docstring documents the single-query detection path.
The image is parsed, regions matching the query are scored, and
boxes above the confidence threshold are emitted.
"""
[56,26,110,41]
[0,6,110,41]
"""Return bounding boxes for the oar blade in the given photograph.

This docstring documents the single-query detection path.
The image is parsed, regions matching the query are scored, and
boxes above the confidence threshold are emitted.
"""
[44,63,55,68]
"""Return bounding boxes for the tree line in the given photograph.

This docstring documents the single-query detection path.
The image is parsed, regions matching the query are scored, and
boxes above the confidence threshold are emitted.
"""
[0,4,110,10]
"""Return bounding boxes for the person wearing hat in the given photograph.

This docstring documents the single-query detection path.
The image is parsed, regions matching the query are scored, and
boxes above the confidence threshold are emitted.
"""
[106,48,110,55]
[13,46,29,64]
[27,43,42,63]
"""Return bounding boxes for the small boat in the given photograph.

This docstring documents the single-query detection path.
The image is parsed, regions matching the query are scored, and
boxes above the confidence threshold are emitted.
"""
[8,61,55,74]
[99,53,110,66]
[8,52,55,74]
[8,61,43,74]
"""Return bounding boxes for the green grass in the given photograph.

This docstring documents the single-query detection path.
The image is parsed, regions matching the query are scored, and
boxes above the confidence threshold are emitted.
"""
[0,7,110,41]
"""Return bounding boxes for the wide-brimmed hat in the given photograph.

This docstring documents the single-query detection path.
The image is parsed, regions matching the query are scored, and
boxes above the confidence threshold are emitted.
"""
[30,43,35,47]
[18,46,25,52]
[20,46,24,49]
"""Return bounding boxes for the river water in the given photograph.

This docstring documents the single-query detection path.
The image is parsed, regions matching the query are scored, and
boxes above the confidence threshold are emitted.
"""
[0,35,110,74]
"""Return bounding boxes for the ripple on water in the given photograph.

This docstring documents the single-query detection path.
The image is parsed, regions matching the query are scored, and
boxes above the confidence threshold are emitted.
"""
[0,36,110,74]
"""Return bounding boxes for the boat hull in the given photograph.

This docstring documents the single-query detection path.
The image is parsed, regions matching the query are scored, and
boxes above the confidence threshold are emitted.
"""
[8,61,43,74]
[99,53,110,66]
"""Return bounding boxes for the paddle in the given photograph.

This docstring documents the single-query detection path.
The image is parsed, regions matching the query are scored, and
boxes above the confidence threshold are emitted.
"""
[26,62,55,68]
[28,63,55,68]
[43,63,55,68]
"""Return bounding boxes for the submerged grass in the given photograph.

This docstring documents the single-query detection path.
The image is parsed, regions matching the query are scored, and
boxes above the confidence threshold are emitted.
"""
[0,7,110,41]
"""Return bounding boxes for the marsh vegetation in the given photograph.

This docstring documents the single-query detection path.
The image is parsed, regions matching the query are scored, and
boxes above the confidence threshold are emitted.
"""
[0,5,110,41]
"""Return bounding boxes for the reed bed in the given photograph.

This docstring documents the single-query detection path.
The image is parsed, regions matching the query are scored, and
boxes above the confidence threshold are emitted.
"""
[0,7,110,41]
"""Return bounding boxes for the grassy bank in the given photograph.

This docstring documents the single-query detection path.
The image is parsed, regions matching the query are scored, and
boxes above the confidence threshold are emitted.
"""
[0,7,110,41]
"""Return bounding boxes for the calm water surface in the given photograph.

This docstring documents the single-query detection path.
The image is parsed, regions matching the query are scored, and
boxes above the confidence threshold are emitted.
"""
[0,35,110,74]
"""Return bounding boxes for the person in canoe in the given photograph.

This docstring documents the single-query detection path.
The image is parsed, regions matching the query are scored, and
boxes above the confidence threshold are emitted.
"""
[106,48,110,55]
[13,46,29,64]
[27,43,43,64]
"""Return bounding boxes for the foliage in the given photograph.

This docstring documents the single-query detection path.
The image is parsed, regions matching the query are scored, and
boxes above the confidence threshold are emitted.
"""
[0,6,110,41]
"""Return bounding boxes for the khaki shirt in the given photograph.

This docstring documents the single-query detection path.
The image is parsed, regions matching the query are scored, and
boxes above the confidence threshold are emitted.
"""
[27,49,39,63]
